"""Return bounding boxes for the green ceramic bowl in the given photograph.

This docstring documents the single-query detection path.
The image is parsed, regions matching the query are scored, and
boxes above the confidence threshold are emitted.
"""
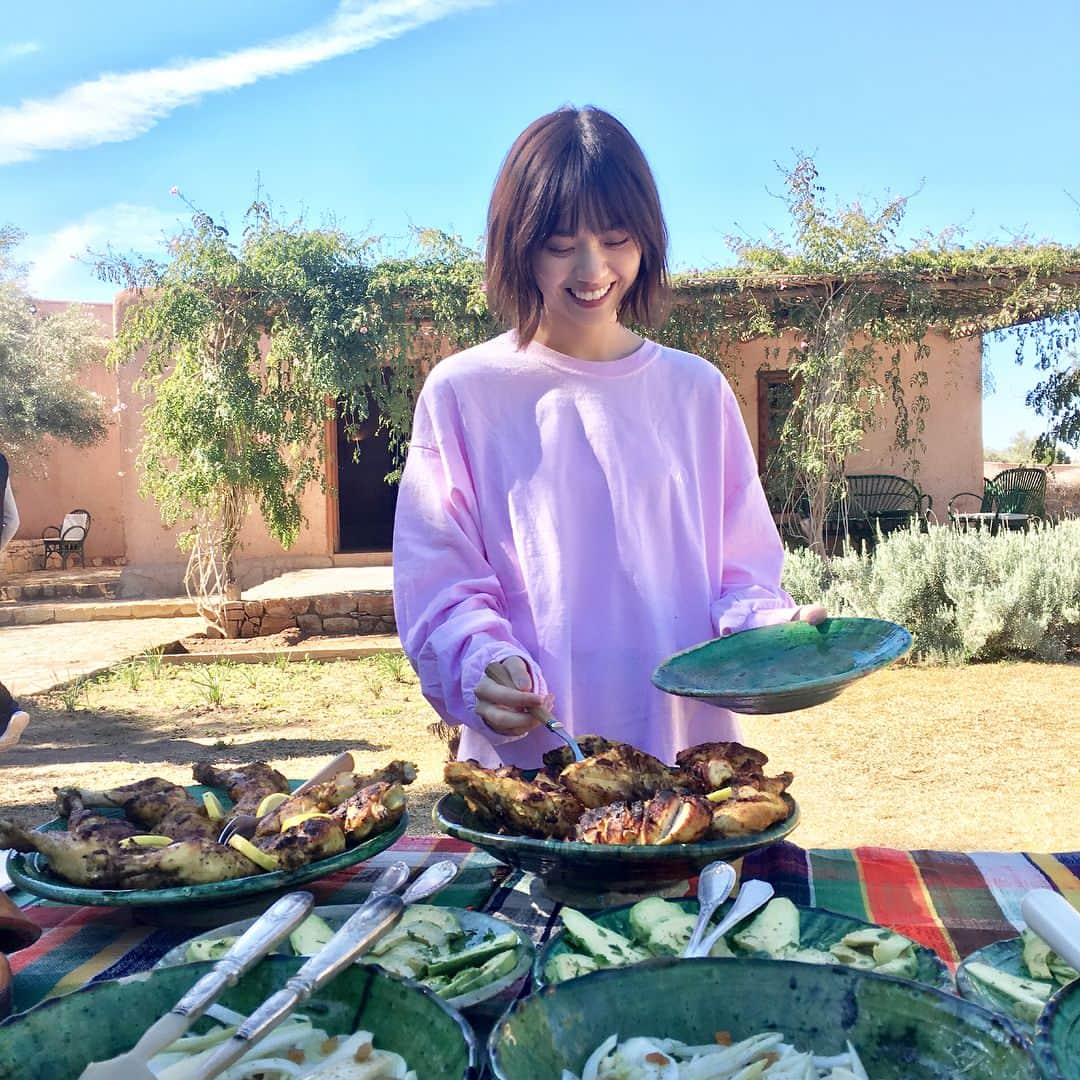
[489,958,1034,1079]
[1035,979,1080,1079]
[7,782,407,909]
[155,904,534,1016]
[433,794,799,901]
[0,955,477,1080]
[534,897,952,991]
[956,936,1044,1032]
[652,617,913,713]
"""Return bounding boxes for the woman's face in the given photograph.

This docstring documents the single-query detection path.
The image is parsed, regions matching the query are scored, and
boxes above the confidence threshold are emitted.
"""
[531,225,642,351]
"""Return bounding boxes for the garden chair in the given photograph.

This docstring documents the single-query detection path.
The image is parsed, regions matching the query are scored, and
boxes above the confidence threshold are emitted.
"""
[947,467,1047,534]
[41,509,91,569]
[825,473,932,550]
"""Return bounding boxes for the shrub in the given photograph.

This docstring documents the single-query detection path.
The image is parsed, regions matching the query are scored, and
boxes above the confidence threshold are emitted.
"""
[782,520,1080,662]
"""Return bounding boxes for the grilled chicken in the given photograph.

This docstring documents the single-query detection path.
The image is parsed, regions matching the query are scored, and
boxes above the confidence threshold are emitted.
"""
[254,761,417,837]
[709,788,792,838]
[192,762,290,816]
[54,778,218,841]
[675,742,770,792]
[559,745,688,808]
[444,760,585,839]
[574,791,713,845]
[331,781,407,842]
[0,820,256,889]
[255,815,346,872]
[541,735,621,773]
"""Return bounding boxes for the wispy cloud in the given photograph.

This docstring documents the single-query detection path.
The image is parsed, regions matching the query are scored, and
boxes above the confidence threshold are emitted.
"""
[0,0,490,165]
[0,42,40,64]
[22,203,182,298]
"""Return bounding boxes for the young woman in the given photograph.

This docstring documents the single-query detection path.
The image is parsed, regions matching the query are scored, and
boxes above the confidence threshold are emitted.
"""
[393,106,823,767]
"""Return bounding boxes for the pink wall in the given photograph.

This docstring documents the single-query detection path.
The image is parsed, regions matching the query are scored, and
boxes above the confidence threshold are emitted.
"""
[729,330,985,516]
[7,301,127,562]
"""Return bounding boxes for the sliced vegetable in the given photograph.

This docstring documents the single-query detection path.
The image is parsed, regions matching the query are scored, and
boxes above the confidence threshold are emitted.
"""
[559,908,648,967]
[966,961,1054,1025]
[731,897,800,957]
[227,834,279,872]
[256,791,290,817]
[290,913,335,956]
[120,834,173,848]
[202,791,227,821]
[424,930,520,977]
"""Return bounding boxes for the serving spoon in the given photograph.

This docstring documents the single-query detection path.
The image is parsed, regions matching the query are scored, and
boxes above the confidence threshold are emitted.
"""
[686,878,775,959]
[484,662,585,761]
[683,861,738,958]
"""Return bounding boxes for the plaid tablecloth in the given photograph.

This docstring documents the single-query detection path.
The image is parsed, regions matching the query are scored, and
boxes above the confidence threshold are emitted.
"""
[8,838,1079,1017]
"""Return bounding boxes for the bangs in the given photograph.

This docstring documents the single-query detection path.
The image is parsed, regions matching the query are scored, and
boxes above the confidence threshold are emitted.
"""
[486,106,670,345]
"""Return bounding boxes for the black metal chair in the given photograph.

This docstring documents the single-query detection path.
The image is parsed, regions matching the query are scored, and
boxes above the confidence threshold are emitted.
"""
[948,467,1047,533]
[826,474,933,549]
[42,509,91,569]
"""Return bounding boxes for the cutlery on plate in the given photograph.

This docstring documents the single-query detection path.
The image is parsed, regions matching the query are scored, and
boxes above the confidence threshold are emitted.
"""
[687,878,775,959]
[683,861,738,958]
[194,859,459,1079]
[218,751,356,843]
[77,890,315,1080]
[484,662,585,761]
[1021,889,1080,972]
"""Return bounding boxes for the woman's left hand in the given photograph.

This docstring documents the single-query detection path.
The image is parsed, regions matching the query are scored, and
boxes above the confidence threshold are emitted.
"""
[793,604,827,625]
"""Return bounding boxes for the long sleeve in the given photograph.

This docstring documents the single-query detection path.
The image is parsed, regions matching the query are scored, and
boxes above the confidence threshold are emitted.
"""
[392,399,548,749]
[0,482,19,554]
[710,381,798,638]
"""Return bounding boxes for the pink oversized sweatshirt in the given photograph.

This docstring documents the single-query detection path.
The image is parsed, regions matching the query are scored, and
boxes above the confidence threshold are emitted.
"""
[392,332,798,767]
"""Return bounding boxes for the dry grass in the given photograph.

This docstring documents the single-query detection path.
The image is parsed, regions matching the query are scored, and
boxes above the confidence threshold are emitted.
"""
[2,653,1077,853]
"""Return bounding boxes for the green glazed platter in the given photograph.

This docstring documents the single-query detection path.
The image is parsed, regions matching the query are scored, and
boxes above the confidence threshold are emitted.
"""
[0,955,477,1080]
[489,957,1035,1079]
[6,782,406,914]
[534,896,952,992]
[155,903,534,1016]
[652,617,913,713]
[433,793,799,902]
[1035,980,1080,1080]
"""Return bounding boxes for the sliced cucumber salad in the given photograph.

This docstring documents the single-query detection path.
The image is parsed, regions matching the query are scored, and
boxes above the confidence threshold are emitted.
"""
[186,904,524,1003]
[546,897,924,983]
[964,929,1078,1024]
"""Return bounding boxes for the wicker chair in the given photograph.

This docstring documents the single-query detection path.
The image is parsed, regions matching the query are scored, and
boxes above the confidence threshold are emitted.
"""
[948,467,1047,532]
[825,474,933,549]
[41,509,91,569]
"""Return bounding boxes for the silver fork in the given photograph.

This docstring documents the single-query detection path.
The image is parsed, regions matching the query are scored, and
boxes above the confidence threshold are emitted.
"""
[193,860,459,1079]
[484,662,585,761]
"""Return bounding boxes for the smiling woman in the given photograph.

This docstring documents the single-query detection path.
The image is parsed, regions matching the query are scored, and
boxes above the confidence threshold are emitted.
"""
[392,104,824,774]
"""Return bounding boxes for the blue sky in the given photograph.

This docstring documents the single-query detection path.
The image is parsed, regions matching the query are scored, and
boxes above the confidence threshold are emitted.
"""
[2,0,1078,449]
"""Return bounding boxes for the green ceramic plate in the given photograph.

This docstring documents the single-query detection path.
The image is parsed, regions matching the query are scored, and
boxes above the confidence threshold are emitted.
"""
[489,958,1034,1079]
[0,955,476,1080]
[155,903,534,1015]
[433,793,799,901]
[534,897,952,991]
[1035,979,1080,1080]
[956,937,1040,1031]
[652,617,913,713]
[6,782,407,908]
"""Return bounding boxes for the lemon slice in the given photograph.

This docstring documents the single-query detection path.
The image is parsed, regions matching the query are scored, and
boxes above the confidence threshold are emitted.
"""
[121,834,173,848]
[228,834,279,872]
[202,791,227,821]
[256,792,291,817]
[280,811,334,831]
[706,787,733,803]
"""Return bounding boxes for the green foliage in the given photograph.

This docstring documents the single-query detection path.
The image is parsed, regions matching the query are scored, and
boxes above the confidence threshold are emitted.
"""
[985,428,1072,465]
[0,226,109,457]
[782,521,1080,662]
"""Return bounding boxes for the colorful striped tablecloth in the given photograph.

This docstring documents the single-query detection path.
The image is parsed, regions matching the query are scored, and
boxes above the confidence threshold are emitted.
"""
[7,838,1078,1018]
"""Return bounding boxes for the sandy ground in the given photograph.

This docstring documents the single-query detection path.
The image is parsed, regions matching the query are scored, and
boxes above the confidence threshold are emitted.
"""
[1,654,1077,852]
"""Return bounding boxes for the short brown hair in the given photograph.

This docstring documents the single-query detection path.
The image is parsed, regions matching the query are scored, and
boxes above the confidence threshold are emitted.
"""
[485,106,670,346]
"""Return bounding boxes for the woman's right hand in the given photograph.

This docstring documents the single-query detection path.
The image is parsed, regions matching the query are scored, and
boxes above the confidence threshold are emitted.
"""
[475,657,546,737]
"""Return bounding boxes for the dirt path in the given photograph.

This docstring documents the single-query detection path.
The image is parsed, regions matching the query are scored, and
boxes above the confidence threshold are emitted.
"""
[1,655,1077,852]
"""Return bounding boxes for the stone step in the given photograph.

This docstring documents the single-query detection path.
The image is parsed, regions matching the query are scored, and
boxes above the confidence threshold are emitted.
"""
[0,597,198,627]
[0,580,120,603]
